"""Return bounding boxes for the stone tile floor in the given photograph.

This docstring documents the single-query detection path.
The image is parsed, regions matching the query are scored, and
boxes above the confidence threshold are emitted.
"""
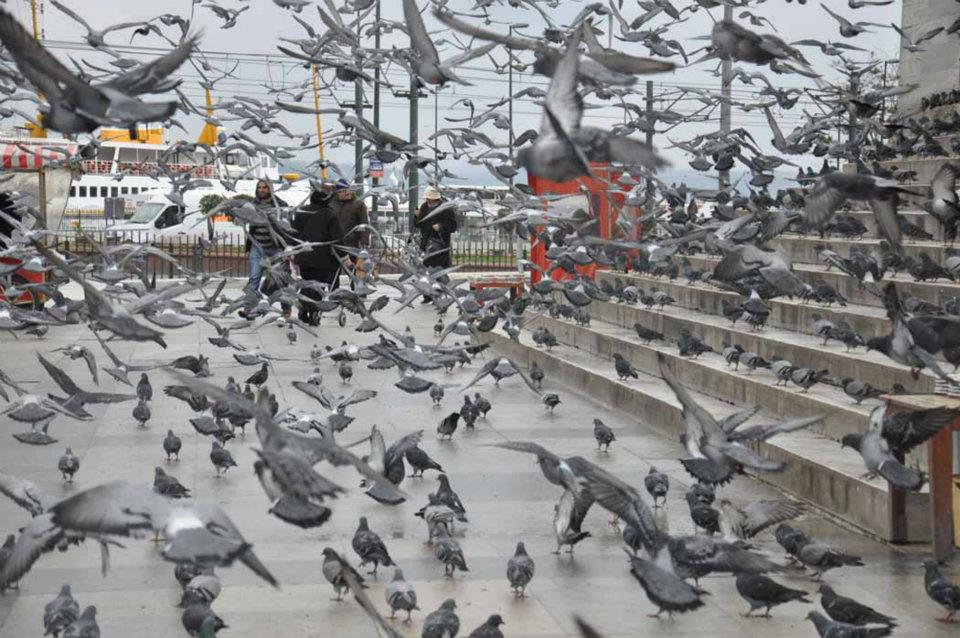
[0,284,955,637]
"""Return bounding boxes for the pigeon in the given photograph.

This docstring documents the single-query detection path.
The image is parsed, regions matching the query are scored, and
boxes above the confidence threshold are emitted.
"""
[735,573,811,617]
[627,550,706,618]
[338,360,353,383]
[58,448,79,482]
[553,489,592,554]
[432,526,468,577]
[686,489,720,535]
[819,583,897,627]
[321,547,366,602]
[44,584,80,637]
[474,393,491,418]
[136,373,152,402]
[468,615,505,638]
[542,392,562,412]
[429,384,444,405]
[529,361,545,389]
[841,429,926,491]
[352,517,394,575]
[593,418,616,451]
[422,599,459,638]
[154,467,191,499]
[719,499,805,540]
[62,605,100,638]
[923,559,960,623]
[163,430,182,461]
[132,399,151,427]
[678,329,714,358]
[613,353,639,380]
[506,541,535,597]
[404,447,443,477]
[180,590,225,637]
[437,412,460,440]
[0,535,15,591]
[209,441,237,477]
[840,378,884,404]
[435,474,467,522]
[644,467,669,508]
[806,611,892,638]
[385,568,418,622]
[634,323,664,344]
[0,10,196,135]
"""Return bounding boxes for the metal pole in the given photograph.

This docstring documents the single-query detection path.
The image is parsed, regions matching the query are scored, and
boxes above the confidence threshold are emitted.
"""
[718,4,733,190]
[645,80,655,222]
[371,0,381,216]
[408,77,419,234]
[311,65,327,180]
[354,12,363,186]
[434,89,439,165]
[508,29,514,188]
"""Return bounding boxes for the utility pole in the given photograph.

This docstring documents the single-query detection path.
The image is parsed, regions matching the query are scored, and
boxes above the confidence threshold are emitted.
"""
[371,0,381,216]
[506,24,528,187]
[354,12,363,186]
[434,88,439,165]
[718,3,733,191]
[408,77,420,233]
[645,80,655,222]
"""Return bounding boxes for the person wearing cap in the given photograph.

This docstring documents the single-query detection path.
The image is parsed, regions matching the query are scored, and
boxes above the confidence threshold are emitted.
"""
[292,187,342,325]
[416,185,457,268]
[331,179,368,249]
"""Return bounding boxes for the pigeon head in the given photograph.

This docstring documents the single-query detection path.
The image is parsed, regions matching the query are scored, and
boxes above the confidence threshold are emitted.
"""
[439,598,457,611]
[392,568,405,581]
[79,606,97,621]
[840,433,863,450]
[154,467,165,476]
[60,584,71,596]
[358,516,369,530]
[321,547,337,559]
[865,336,888,353]
[485,615,505,627]
[515,541,527,556]
[437,474,450,487]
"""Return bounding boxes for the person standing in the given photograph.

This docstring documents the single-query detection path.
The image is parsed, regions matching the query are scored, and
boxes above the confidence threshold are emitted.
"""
[416,185,457,269]
[243,179,290,316]
[331,179,369,250]
[292,188,342,325]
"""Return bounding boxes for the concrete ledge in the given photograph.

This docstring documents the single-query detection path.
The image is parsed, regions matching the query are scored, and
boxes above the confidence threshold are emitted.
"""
[486,331,931,542]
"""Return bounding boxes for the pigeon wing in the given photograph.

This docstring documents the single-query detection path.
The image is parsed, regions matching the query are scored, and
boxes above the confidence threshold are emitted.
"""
[740,500,804,538]
[49,482,172,536]
[104,33,199,95]
[403,0,439,65]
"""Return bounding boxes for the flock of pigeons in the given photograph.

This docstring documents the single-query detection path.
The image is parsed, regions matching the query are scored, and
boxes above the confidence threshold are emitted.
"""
[2,0,960,636]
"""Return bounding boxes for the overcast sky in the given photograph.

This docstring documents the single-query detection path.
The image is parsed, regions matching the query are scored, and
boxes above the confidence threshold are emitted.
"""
[7,0,904,188]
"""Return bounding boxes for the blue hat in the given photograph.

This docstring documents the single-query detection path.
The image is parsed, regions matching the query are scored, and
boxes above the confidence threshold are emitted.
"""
[334,179,350,192]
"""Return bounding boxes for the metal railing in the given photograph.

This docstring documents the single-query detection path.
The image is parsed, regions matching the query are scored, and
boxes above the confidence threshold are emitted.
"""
[54,229,523,279]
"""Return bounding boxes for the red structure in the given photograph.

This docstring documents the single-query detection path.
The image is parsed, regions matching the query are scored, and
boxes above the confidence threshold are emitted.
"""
[526,163,634,284]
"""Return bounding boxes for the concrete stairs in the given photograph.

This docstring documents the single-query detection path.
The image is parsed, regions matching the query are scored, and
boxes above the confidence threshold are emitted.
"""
[487,328,931,542]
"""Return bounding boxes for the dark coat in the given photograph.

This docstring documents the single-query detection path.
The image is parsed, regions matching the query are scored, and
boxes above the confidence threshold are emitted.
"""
[332,197,369,247]
[416,200,457,268]
[292,202,342,274]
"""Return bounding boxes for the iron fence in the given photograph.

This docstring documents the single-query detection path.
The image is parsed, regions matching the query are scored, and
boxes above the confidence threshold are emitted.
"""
[54,228,523,279]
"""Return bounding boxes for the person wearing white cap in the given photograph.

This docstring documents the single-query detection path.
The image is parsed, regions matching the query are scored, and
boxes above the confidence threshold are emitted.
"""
[416,185,457,268]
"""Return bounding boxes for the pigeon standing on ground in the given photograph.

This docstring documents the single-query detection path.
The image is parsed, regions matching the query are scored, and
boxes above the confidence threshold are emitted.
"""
[553,489,591,554]
[422,599,459,638]
[644,467,669,508]
[613,353,639,380]
[735,573,811,618]
[351,517,394,575]
[529,361,545,389]
[43,584,79,637]
[321,547,366,602]
[437,412,460,440]
[429,384,444,405]
[924,559,960,623]
[163,430,182,461]
[507,541,535,597]
[136,373,152,402]
[405,447,443,477]
[468,614,506,638]
[339,361,353,383]
[58,448,79,482]
[593,419,616,451]
[132,399,151,427]
[819,583,897,627]
[210,441,237,477]
[385,568,418,622]
[542,393,562,412]
[153,467,191,498]
[432,526,468,577]
[62,606,100,638]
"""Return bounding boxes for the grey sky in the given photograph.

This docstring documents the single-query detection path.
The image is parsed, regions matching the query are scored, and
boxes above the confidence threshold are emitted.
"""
[9,0,903,187]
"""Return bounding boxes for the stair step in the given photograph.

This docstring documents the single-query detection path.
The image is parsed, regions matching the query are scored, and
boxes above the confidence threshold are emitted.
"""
[486,330,931,542]
[596,270,957,367]
[680,254,959,309]
[770,234,953,265]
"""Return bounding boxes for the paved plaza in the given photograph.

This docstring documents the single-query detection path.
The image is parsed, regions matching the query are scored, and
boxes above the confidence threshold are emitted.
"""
[0,283,953,637]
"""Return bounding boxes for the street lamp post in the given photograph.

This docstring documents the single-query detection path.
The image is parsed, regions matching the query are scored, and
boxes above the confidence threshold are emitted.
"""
[507,23,529,280]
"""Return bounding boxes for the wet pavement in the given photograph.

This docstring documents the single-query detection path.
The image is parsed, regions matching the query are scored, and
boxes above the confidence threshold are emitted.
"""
[0,283,955,637]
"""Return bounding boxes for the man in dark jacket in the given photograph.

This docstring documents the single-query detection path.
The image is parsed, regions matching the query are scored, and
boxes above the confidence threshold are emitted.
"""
[416,185,457,268]
[331,179,368,248]
[292,188,342,324]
